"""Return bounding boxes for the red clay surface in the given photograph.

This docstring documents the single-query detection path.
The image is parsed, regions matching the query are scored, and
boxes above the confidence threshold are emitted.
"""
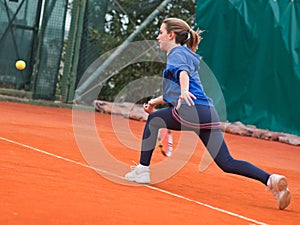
[0,101,299,225]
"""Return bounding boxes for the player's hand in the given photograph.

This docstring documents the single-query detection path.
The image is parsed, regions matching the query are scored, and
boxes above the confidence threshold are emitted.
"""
[176,89,196,110]
[143,101,155,114]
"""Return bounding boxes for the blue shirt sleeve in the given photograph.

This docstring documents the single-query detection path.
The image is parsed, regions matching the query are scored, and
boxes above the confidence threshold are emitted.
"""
[167,51,192,80]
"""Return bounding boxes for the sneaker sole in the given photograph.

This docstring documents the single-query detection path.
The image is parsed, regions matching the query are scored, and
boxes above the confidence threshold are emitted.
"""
[276,176,291,210]
[276,176,288,192]
[279,188,291,210]
[125,175,150,184]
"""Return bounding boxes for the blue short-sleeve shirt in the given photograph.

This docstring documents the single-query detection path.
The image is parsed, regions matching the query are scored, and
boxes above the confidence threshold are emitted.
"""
[162,46,213,107]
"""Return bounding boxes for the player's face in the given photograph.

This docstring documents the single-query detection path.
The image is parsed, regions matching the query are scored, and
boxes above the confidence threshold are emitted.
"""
[156,23,174,52]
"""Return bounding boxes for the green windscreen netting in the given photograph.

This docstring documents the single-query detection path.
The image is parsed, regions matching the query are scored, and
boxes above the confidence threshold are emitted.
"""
[75,0,108,87]
[33,0,68,100]
[196,0,300,135]
[0,0,67,100]
[0,0,41,89]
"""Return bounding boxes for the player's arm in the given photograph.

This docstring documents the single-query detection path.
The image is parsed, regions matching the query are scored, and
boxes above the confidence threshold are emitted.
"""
[176,71,196,110]
[144,95,165,114]
[148,95,165,106]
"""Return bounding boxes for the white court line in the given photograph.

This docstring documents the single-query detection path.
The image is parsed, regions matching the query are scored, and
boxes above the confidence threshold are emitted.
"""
[1,136,269,225]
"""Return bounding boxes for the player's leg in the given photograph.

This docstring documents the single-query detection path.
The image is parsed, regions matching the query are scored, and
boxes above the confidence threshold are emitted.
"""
[196,105,291,209]
[199,128,270,184]
[125,107,181,183]
[139,107,181,166]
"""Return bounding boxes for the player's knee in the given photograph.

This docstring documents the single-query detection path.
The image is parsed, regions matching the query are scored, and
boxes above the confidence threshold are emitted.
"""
[216,160,236,174]
[220,164,235,173]
[148,115,167,128]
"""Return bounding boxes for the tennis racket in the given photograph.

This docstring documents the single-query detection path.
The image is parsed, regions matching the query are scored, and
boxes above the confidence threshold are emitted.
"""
[157,128,173,157]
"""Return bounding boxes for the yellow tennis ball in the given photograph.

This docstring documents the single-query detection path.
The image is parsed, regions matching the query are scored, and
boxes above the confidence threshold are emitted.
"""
[15,60,26,70]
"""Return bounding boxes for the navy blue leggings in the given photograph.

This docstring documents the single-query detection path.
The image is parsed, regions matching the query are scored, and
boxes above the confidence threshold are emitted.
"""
[140,104,270,185]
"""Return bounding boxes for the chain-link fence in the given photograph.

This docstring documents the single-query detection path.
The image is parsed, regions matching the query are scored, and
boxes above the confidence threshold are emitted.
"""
[0,0,68,100]
[61,0,196,103]
[32,0,68,100]
[0,0,41,89]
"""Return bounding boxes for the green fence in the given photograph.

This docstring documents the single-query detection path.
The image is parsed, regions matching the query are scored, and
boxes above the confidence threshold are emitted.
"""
[0,0,67,100]
[0,0,41,89]
[196,0,300,135]
[32,0,68,100]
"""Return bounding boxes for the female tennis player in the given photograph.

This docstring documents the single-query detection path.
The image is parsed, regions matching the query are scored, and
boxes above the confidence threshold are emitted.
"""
[125,18,291,210]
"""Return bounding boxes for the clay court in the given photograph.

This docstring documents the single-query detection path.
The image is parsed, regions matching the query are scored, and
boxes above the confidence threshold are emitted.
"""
[1,101,299,225]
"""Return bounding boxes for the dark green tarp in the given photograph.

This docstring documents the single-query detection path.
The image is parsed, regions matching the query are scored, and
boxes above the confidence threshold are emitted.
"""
[196,0,300,135]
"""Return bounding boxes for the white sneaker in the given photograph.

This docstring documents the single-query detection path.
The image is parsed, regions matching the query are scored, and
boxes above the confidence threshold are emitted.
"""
[125,164,150,184]
[267,174,291,210]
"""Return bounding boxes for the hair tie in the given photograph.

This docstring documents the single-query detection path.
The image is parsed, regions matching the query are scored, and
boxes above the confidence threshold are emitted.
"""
[185,29,191,42]
[186,32,191,41]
